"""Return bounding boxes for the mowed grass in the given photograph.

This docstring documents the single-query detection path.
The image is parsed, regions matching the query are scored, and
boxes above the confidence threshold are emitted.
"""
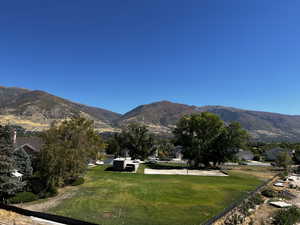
[48,165,262,225]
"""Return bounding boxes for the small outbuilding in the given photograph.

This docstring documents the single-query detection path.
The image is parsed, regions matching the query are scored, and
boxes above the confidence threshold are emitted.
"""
[113,158,139,172]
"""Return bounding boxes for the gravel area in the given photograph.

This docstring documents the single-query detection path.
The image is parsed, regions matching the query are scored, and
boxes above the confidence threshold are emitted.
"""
[144,168,228,176]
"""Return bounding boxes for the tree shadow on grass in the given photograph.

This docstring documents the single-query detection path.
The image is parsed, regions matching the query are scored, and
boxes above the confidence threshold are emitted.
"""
[105,166,135,172]
[145,163,188,170]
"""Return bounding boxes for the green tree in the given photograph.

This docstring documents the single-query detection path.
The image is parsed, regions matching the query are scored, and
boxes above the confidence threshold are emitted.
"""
[39,117,105,187]
[173,113,248,168]
[275,151,293,172]
[155,138,174,159]
[0,125,23,202]
[13,148,33,179]
[111,123,155,160]
[106,133,124,157]
[210,122,249,166]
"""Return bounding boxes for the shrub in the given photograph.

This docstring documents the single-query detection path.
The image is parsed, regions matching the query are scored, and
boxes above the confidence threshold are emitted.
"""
[9,192,38,204]
[28,177,47,194]
[261,188,277,198]
[71,177,85,186]
[253,155,260,161]
[278,190,296,200]
[47,186,58,197]
[39,186,58,199]
[273,206,300,225]
[250,193,264,205]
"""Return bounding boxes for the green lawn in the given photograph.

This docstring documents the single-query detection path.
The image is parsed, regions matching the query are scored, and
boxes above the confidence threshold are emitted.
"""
[48,165,262,225]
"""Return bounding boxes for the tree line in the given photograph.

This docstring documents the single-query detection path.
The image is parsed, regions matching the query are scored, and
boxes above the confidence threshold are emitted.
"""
[0,112,255,203]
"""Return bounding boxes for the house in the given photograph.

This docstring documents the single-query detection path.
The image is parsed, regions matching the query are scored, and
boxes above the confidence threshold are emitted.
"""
[14,136,42,157]
[14,135,43,172]
[264,147,292,161]
[236,149,254,161]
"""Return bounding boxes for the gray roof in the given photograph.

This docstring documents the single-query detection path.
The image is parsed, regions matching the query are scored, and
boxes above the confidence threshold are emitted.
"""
[14,136,43,152]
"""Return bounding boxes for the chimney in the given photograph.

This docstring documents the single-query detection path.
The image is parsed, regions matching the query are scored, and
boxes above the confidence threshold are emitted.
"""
[13,130,17,145]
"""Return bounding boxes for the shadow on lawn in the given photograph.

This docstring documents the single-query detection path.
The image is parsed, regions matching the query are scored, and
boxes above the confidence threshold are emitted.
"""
[105,167,135,172]
[145,163,188,170]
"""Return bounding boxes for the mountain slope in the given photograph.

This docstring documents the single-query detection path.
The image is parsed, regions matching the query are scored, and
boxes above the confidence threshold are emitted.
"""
[117,101,300,142]
[2,86,300,142]
[0,87,121,131]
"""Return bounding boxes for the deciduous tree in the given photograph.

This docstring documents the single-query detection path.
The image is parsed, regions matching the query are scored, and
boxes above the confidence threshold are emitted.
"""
[39,117,105,187]
[173,113,248,168]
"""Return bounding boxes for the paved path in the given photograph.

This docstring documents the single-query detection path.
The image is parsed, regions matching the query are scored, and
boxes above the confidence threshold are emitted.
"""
[144,168,228,176]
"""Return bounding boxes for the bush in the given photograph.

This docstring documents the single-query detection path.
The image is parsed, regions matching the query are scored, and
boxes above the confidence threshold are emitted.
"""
[250,193,264,205]
[273,206,300,225]
[261,188,277,198]
[278,190,296,200]
[47,186,58,197]
[71,177,85,186]
[39,186,58,199]
[9,192,38,204]
[28,177,47,194]
[253,155,260,161]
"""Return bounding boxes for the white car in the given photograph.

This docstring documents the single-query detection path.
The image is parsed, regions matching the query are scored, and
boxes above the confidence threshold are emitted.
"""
[96,160,104,165]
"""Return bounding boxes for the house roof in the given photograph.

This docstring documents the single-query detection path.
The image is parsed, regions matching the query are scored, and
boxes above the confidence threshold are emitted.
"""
[12,170,23,177]
[14,136,43,152]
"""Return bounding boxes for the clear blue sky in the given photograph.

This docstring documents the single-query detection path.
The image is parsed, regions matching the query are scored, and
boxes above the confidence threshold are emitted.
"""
[1,1,299,114]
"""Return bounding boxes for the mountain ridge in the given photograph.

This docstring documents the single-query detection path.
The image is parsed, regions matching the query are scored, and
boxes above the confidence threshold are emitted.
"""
[1,86,300,142]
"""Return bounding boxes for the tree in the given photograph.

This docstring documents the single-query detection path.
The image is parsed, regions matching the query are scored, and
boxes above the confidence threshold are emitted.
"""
[210,122,249,166]
[109,123,155,160]
[173,113,248,168]
[0,125,23,202]
[275,151,293,172]
[155,138,174,159]
[13,148,33,179]
[39,117,105,187]
[106,133,124,157]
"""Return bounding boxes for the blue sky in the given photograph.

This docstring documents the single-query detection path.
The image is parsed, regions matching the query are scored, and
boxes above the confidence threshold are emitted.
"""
[1,1,299,114]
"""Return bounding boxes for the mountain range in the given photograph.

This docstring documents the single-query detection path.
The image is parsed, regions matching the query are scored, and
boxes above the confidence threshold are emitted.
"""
[1,86,300,142]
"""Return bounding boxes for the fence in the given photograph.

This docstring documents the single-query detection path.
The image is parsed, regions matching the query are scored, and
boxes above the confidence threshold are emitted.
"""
[0,204,100,225]
[202,173,278,225]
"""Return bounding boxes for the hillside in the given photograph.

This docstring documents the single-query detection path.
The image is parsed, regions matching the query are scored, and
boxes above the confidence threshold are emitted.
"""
[1,86,300,142]
[116,101,300,142]
[0,86,121,131]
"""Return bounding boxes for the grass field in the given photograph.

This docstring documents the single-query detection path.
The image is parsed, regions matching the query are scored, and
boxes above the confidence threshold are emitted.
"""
[48,165,264,225]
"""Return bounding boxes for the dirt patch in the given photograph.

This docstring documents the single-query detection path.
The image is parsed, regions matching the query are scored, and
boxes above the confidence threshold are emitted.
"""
[18,186,79,212]
[102,211,113,218]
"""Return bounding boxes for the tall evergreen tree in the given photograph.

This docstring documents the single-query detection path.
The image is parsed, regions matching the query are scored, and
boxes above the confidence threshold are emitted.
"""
[13,148,33,179]
[0,125,23,202]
